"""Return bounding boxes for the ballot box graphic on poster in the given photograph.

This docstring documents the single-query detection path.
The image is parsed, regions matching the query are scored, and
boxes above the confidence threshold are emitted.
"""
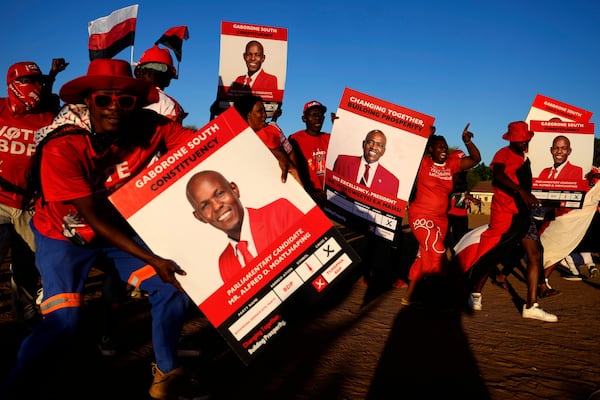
[323,87,434,242]
[215,21,287,118]
[109,108,360,365]
[525,94,595,209]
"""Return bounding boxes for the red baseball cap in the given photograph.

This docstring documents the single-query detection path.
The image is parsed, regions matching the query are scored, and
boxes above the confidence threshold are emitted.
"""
[303,100,326,114]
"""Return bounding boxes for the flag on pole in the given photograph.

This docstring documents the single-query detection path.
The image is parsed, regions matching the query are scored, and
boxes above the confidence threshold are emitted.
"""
[155,26,189,62]
[88,5,138,60]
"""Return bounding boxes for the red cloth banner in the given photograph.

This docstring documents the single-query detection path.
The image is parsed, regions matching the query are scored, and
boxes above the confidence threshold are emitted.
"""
[88,4,138,60]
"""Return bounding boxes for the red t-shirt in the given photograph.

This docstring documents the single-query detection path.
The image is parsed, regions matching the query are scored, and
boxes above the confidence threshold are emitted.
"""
[409,156,462,217]
[33,117,194,241]
[288,129,330,190]
[0,98,56,208]
[255,124,282,150]
[490,146,525,215]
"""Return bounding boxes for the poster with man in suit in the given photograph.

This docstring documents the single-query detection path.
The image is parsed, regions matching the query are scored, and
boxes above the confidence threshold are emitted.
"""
[324,87,434,242]
[215,21,287,118]
[109,107,360,364]
[525,94,594,209]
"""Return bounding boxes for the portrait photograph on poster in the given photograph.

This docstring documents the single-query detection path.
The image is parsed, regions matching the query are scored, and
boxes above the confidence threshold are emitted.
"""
[109,108,360,364]
[215,21,287,117]
[524,94,595,209]
[323,87,434,242]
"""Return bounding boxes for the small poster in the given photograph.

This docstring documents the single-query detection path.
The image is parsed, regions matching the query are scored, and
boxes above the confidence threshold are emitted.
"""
[323,87,434,242]
[215,21,287,118]
[525,94,595,208]
[109,108,360,364]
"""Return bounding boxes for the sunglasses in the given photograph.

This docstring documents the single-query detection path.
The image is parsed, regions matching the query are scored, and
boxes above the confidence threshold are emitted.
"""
[90,93,137,110]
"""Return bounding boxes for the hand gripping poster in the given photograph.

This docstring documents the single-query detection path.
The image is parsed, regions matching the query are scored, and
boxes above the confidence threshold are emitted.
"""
[215,21,287,118]
[323,87,435,242]
[525,94,595,209]
[109,108,360,364]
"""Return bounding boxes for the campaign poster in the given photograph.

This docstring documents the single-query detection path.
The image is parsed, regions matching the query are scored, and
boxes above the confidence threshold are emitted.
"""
[323,87,434,242]
[525,94,595,208]
[109,108,360,364]
[215,21,287,118]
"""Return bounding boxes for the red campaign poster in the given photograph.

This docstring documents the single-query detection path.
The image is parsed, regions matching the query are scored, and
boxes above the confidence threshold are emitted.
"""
[109,108,360,364]
[323,87,435,242]
[215,21,287,118]
[525,94,595,209]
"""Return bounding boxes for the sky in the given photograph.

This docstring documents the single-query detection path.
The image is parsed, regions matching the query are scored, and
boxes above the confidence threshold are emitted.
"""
[3,0,599,164]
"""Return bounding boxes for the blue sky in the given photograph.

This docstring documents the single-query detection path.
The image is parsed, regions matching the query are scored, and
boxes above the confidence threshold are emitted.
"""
[4,0,599,164]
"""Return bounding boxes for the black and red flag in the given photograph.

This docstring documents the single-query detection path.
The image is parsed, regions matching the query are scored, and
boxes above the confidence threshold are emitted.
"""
[155,26,189,62]
[88,5,138,60]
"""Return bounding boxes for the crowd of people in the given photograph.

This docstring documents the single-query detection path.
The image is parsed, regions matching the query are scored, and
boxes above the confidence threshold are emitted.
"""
[0,44,598,400]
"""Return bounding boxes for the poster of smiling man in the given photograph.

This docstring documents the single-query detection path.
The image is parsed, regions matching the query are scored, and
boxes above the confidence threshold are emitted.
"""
[109,108,360,364]
[323,87,434,242]
[215,21,287,118]
[525,94,594,209]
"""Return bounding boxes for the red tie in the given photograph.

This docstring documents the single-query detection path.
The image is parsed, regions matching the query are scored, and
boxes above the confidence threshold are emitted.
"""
[236,240,254,265]
[244,76,252,86]
[360,164,370,185]
[549,169,557,179]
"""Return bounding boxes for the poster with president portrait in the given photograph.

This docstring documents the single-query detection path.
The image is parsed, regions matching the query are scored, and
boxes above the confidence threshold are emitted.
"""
[109,108,360,365]
[215,21,287,118]
[525,94,594,209]
[323,87,435,242]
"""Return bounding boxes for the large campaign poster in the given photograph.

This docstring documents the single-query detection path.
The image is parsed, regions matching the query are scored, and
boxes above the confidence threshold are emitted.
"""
[323,88,434,242]
[109,108,360,364]
[525,94,594,209]
[215,21,287,118]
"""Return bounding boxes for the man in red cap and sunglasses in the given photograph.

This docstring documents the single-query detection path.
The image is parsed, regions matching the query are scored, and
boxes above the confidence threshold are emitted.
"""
[0,58,67,329]
[1,58,209,400]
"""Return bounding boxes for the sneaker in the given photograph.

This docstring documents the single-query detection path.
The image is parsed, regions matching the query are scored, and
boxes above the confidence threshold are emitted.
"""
[468,293,482,311]
[522,303,558,322]
[561,272,584,281]
[129,287,148,299]
[10,277,41,327]
[177,336,202,358]
[149,363,211,400]
[98,335,118,357]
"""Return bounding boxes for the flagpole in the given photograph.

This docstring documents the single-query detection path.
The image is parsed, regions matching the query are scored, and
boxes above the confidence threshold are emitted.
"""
[130,45,134,66]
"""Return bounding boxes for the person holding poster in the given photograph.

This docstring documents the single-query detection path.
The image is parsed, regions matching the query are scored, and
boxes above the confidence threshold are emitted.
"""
[464,121,558,322]
[1,59,208,400]
[228,40,278,99]
[332,129,399,197]
[401,125,481,306]
[537,135,583,181]
[185,170,304,283]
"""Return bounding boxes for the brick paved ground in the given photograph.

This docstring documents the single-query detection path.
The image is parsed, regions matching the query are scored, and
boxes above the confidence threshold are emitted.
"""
[1,214,599,399]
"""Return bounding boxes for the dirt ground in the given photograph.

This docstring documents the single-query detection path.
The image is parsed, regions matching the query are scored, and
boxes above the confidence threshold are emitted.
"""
[1,213,599,400]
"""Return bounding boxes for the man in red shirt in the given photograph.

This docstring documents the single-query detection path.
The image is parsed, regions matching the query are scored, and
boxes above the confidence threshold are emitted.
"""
[228,40,280,102]
[1,58,207,399]
[289,100,331,204]
[0,58,67,327]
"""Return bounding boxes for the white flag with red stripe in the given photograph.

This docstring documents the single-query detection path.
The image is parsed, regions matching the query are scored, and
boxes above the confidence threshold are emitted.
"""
[88,5,138,60]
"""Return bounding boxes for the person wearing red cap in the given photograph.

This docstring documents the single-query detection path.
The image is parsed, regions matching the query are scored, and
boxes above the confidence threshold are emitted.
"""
[463,121,558,322]
[0,58,67,329]
[1,58,209,399]
[288,100,331,204]
[135,45,187,123]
